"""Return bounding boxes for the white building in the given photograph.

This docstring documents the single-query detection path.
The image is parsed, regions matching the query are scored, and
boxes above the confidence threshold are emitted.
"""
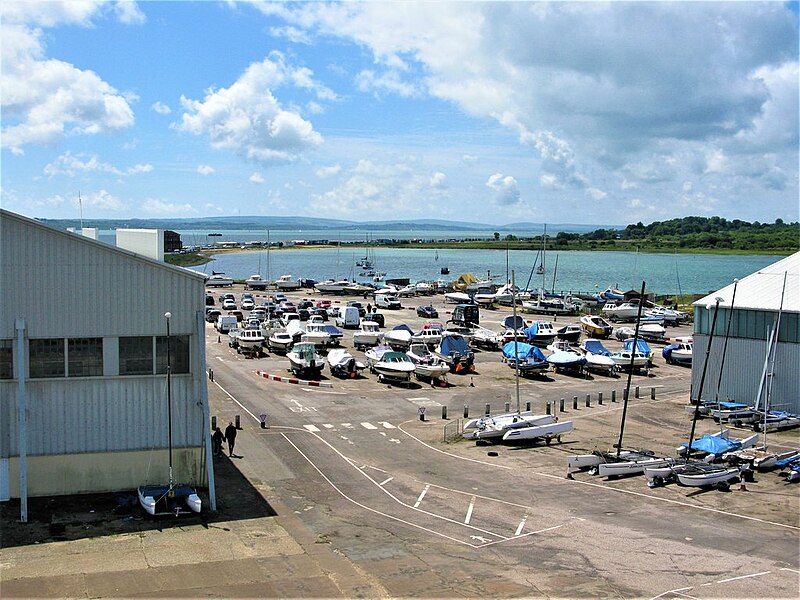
[0,210,215,519]
[692,251,800,414]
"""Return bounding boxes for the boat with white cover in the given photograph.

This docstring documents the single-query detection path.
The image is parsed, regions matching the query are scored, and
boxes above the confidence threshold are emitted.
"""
[384,325,413,350]
[406,343,450,381]
[462,412,557,440]
[286,342,325,377]
[353,321,383,349]
[364,347,416,382]
[327,348,366,378]
[502,420,573,443]
[275,274,301,290]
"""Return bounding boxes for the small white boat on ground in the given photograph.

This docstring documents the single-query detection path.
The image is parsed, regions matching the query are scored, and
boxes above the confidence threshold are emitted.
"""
[524,320,557,347]
[327,348,366,378]
[353,321,383,349]
[267,331,293,353]
[406,343,450,382]
[662,338,693,365]
[245,274,269,290]
[580,314,613,338]
[384,325,413,350]
[470,325,503,349]
[286,342,326,377]
[502,420,573,443]
[364,347,416,382]
[206,273,234,287]
[237,328,265,356]
[301,323,334,348]
[546,341,587,375]
[275,274,301,290]
[602,301,642,321]
[462,412,556,440]
[138,483,202,516]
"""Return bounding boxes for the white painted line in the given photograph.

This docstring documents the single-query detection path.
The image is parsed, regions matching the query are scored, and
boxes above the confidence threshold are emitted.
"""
[341,422,354,429]
[779,567,800,573]
[464,496,476,524]
[407,397,429,401]
[380,422,396,429]
[672,592,700,600]
[322,423,334,429]
[379,477,394,486]
[414,484,430,508]
[361,422,378,429]
[303,424,320,432]
[649,586,694,599]
[515,515,528,536]
[716,571,771,584]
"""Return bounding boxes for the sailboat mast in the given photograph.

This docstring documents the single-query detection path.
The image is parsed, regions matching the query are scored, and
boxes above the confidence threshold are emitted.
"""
[712,279,738,406]
[512,271,520,415]
[551,254,559,294]
[541,224,547,291]
[760,271,788,443]
[164,312,174,486]
[615,280,646,457]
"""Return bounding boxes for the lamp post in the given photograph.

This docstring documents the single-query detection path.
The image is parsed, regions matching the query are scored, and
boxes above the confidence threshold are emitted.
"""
[687,296,725,454]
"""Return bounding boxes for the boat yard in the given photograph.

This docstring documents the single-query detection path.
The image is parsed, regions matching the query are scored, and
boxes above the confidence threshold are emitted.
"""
[2,284,798,599]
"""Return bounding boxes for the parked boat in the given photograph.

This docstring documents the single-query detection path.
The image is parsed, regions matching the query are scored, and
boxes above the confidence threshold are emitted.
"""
[575,341,616,376]
[384,325,413,350]
[556,324,582,344]
[301,323,334,348]
[580,315,613,339]
[521,296,578,316]
[434,334,475,373]
[662,338,693,365]
[602,301,643,321]
[545,341,587,375]
[502,420,573,443]
[406,343,450,382]
[245,273,269,290]
[315,279,351,294]
[237,328,265,356]
[353,321,383,349]
[470,325,503,349]
[275,274,301,290]
[267,330,294,353]
[206,273,234,287]
[613,338,651,371]
[327,348,366,378]
[286,342,326,377]
[523,320,557,347]
[462,412,557,440]
[596,451,674,478]
[615,322,666,342]
[752,410,800,432]
[444,292,472,304]
[676,463,742,488]
[364,347,416,382]
[502,341,549,376]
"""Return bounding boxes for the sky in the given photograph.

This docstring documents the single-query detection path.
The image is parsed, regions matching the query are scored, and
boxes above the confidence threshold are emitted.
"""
[1,1,798,227]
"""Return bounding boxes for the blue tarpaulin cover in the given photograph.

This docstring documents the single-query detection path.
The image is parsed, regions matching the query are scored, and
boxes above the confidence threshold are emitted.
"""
[681,434,740,455]
[583,340,611,356]
[440,334,469,355]
[502,341,546,361]
[623,338,652,356]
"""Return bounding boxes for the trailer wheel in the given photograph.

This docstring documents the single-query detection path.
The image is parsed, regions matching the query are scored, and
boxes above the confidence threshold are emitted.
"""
[545,436,552,446]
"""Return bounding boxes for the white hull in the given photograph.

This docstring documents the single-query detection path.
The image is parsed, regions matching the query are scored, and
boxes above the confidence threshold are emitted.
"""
[463,413,556,440]
[677,467,740,487]
[567,450,635,470]
[372,363,415,381]
[585,354,616,375]
[597,456,672,477]
[414,362,450,380]
[353,332,382,348]
[502,420,573,441]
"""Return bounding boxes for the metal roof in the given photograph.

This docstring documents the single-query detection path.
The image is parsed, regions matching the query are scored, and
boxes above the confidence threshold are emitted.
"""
[694,251,800,313]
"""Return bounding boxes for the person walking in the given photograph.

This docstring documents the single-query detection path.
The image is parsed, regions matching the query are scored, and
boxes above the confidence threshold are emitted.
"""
[212,427,224,457]
[224,421,238,457]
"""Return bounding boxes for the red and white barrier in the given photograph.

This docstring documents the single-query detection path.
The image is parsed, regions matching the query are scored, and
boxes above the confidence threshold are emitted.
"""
[255,370,333,388]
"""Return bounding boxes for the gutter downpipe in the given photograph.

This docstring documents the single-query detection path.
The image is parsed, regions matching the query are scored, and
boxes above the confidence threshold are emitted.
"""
[197,310,217,512]
[15,318,27,522]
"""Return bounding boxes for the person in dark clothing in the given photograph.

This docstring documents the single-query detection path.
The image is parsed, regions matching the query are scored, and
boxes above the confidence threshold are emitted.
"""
[224,421,238,457]
[366,303,372,314]
[212,427,224,457]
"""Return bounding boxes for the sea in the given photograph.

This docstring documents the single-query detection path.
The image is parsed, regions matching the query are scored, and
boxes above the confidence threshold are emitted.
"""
[192,246,782,297]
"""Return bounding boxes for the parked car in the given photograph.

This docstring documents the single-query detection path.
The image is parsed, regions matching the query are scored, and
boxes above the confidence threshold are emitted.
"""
[363,312,385,327]
[309,307,329,321]
[347,301,366,317]
[273,293,287,303]
[241,292,254,301]
[417,305,439,318]
[241,298,255,311]
[297,299,314,309]
[298,308,311,321]
[222,298,237,310]
[316,299,332,309]
[205,294,215,306]
[205,308,222,323]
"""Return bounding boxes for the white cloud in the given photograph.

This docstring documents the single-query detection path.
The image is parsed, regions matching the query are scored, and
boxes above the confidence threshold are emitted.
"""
[429,172,446,188]
[249,172,264,184]
[197,164,215,176]
[269,25,312,44]
[176,53,326,165]
[486,173,521,205]
[151,101,171,115]
[315,164,341,178]
[43,152,152,177]
[113,1,146,25]
[587,187,607,201]
[141,198,197,215]
[81,189,127,212]
[355,69,420,98]
[703,149,728,174]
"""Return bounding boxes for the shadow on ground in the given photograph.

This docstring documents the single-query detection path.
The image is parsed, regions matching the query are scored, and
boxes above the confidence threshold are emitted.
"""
[0,454,276,549]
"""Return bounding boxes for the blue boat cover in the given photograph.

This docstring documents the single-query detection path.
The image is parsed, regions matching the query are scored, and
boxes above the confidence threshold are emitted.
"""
[623,338,652,355]
[523,322,547,341]
[662,344,678,358]
[502,315,526,330]
[681,434,741,455]
[393,324,413,334]
[584,340,611,356]
[323,325,343,336]
[440,335,469,355]
[775,453,800,468]
[502,341,546,361]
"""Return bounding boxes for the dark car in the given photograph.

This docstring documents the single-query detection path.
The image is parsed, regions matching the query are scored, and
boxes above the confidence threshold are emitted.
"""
[205,294,215,306]
[363,312,385,327]
[205,308,221,323]
[297,299,315,309]
[416,305,439,318]
[347,301,366,317]
[298,308,311,321]
[309,307,329,321]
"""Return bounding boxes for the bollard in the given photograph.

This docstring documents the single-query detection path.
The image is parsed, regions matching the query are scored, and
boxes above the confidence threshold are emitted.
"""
[546,401,552,415]
[611,389,617,403]
[623,389,629,402]
[260,414,267,429]
[598,392,604,405]
[463,404,469,419]
[504,401,511,413]
[441,405,448,420]
[235,414,241,429]
[526,401,531,412]
[485,403,491,416]
[651,387,656,400]
[217,336,221,343]
[560,398,565,412]
[211,415,217,431]
[586,394,591,408]
[635,385,640,399]
[573,396,578,410]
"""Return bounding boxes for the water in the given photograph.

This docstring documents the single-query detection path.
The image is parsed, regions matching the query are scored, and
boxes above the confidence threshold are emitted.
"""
[196,247,781,296]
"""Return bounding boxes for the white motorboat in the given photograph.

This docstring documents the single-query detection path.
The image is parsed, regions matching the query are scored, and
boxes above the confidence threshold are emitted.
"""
[237,328,265,355]
[406,343,450,381]
[615,323,666,342]
[578,345,616,376]
[556,324,582,344]
[597,454,674,477]
[610,339,650,371]
[546,340,587,374]
[267,331,293,353]
[646,305,687,325]
[662,337,693,365]
[415,281,434,295]
[245,273,269,290]
[286,342,326,377]
[502,420,573,443]
[353,321,383,349]
[676,464,741,488]
[444,292,472,304]
[462,412,556,440]
[397,284,418,297]
[411,327,442,347]
[327,348,366,378]
[315,279,351,294]
[580,315,613,338]
[470,325,503,349]
[524,320,557,347]
[384,326,413,350]
[521,296,577,316]
[301,323,333,348]
[275,274,301,290]
[364,347,416,382]
[601,301,642,321]
[206,273,233,287]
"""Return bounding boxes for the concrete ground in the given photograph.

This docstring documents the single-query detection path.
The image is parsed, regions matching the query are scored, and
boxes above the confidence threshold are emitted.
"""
[2,286,798,598]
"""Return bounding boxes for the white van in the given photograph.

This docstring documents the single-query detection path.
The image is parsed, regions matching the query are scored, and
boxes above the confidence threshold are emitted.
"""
[376,295,401,310]
[335,306,360,329]
[215,315,238,333]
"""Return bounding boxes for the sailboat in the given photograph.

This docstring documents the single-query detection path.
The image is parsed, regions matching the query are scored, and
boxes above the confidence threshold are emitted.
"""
[535,225,546,276]
[567,282,672,477]
[138,312,202,516]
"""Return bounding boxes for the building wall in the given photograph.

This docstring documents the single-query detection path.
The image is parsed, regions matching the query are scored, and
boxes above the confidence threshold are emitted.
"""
[116,229,165,261]
[691,335,800,414]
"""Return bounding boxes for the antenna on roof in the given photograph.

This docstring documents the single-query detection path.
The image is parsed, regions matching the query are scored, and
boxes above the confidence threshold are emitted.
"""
[78,191,83,232]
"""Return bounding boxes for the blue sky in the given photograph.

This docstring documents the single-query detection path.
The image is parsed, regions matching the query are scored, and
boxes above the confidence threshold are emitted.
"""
[1,1,798,226]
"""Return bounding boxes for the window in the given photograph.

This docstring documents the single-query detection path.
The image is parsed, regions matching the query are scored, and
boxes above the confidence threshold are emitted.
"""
[156,335,190,374]
[0,340,12,379]
[120,336,153,375]
[68,338,103,377]
[29,338,65,378]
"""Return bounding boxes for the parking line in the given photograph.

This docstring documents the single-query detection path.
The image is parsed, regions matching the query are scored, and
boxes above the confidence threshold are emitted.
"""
[379,477,394,486]
[464,496,476,524]
[322,423,334,428]
[414,484,430,508]
[716,571,771,584]
[303,424,321,432]
[380,422,396,429]
[361,422,378,429]
[515,515,528,536]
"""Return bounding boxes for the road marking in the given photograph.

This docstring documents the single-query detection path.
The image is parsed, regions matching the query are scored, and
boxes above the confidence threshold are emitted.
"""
[303,424,321,432]
[379,432,387,437]
[464,496,476,524]
[414,484,430,508]
[649,587,694,600]
[379,477,393,486]
[380,422,396,429]
[389,438,401,444]
[716,571,771,584]
[780,567,800,574]
[515,515,528,536]
[322,423,334,429]
[470,535,491,543]
[341,422,354,429]
[361,422,377,429]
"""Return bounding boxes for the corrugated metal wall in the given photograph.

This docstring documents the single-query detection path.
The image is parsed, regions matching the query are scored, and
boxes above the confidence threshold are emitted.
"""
[692,335,800,414]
